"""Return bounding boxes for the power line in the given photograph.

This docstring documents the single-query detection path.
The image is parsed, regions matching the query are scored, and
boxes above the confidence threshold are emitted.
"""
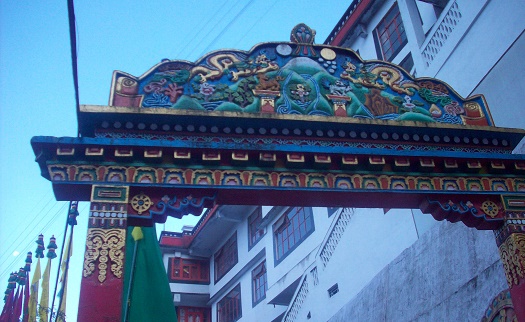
[0,202,68,278]
[173,0,229,59]
[182,0,244,60]
[233,0,279,48]
[0,202,87,287]
[67,0,81,136]
[198,0,256,58]
[1,189,55,245]
[0,200,67,265]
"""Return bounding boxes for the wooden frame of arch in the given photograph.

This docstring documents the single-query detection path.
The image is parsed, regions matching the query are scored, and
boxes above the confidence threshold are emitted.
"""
[32,24,525,321]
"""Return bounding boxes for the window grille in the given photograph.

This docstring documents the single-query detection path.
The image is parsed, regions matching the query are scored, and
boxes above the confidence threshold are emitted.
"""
[273,207,314,263]
[169,257,210,283]
[374,3,407,61]
[252,261,267,306]
[248,207,265,248]
[217,284,242,322]
[214,232,238,282]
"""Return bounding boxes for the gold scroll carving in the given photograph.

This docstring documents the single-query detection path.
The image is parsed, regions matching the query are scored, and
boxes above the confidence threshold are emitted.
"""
[498,233,525,286]
[83,228,126,283]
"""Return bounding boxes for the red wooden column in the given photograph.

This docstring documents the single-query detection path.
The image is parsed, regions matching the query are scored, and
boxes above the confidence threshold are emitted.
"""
[495,195,525,321]
[78,185,129,322]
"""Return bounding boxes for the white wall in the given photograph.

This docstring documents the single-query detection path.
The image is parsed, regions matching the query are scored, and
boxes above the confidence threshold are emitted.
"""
[344,0,397,61]
[165,3,525,316]
[290,208,421,322]
[266,207,333,291]
[328,221,507,322]
[416,0,438,34]
[470,31,525,130]
[431,0,525,96]
[343,0,525,106]
[208,211,265,297]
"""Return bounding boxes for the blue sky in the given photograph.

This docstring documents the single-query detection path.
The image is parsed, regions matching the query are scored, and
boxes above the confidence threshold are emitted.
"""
[0,1,351,319]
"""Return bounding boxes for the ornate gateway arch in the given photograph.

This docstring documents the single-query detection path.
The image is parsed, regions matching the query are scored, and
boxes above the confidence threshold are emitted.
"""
[32,24,525,321]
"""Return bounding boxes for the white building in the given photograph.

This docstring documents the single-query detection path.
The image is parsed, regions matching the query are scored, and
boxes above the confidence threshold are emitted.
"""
[159,1,525,321]
[160,204,441,322]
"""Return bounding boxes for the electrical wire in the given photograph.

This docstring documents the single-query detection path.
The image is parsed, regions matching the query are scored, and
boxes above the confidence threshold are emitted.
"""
[1,188,54,244]
[0,200,67,265]
[67,0,80,136]
[0,201,67,271]
[0,202,87,321]
[0,202,68,279]
[198,0,256,58]
[172,0,228,59]
[182,0,244,60]
[233,0,279,48]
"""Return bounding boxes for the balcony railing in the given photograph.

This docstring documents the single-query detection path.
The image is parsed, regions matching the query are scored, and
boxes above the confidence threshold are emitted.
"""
[421,0,463,67]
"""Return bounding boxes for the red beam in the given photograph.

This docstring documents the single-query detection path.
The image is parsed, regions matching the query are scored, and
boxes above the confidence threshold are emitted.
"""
[330,0,373,46]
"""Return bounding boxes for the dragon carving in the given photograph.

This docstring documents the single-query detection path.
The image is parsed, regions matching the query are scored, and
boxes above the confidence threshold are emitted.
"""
[190,53,279,83]
[370,66,419,95]
[340,61,383,90]
[340,61,419,95]
[191,54,239,83]
[231,53,279,81]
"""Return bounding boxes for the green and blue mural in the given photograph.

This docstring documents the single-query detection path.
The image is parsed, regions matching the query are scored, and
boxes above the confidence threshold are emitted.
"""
[110,24,493,126]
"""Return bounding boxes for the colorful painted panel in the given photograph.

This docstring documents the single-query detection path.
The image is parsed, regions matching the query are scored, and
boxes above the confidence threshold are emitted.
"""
[110,24,493,126]
[48,163,525,196]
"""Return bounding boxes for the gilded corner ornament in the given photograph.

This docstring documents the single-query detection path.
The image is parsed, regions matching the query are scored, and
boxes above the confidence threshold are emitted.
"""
[83,228,125,283]
[498,233,525,286]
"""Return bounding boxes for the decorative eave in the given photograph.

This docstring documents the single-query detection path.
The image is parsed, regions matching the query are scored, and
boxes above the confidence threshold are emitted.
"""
[77,104,524,150]
[31,130,525,215]
[32,127,525,174]
[323,0,378,46]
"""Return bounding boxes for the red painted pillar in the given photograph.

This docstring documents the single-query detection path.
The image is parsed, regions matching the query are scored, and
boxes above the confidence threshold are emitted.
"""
[78,186,129,322]
[495,206,525,321]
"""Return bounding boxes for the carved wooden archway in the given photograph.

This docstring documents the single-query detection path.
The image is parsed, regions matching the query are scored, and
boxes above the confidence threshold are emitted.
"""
[32,24,525,321]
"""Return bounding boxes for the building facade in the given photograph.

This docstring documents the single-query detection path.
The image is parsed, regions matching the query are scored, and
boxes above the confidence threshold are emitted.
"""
[324,1,525,319]
[325,0,525,130]
[160,206,442,322]
[159,1,525,321]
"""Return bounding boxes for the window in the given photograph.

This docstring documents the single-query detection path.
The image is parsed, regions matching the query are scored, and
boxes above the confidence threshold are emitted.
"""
[252,261,267,306]
[177,306,210,322]
[248,207,265,248]
[328,283,339,297]
[327,207,339,217]
[214,232,238,283]
[273,207,315,264]
[399,52,414,74]
[217,284,242,322]
[373,3,407,61]
[168,257,209,284]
